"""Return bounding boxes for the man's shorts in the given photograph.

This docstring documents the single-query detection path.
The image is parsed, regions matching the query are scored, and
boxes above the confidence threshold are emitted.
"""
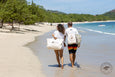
[68,44,78,54]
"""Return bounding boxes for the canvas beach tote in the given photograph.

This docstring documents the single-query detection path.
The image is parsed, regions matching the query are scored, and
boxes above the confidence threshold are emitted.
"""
[47,38,64,50]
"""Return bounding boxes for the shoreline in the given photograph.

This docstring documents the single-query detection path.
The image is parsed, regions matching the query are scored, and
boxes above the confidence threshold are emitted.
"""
[0,24,55,77]
[29,27,115,77]
[73,20,115,24]
[1,20,115,28]
[0,21,115,77]
[49,20,115,25]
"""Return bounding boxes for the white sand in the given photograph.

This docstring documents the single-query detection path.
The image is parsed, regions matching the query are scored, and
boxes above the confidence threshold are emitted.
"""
[0,24,55,77]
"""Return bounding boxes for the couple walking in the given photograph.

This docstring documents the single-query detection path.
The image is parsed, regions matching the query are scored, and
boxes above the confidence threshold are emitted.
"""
[52,22,79,69]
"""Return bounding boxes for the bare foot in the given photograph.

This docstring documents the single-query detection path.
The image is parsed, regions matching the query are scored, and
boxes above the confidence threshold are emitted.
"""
[72,64,74,67]
[61,65,64,69]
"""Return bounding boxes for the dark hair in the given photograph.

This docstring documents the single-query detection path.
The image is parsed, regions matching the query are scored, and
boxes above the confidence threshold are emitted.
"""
[68,22,73,26]
[57,24,65,34]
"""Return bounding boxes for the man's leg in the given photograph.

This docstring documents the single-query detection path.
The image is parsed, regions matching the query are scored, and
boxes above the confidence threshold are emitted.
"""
[73,44,77,65]
[73,53,76,65]
[69,53,74,67]
[68,44,74,67]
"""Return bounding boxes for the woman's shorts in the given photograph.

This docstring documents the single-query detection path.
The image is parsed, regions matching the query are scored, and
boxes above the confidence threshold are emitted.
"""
[68,44,78,54]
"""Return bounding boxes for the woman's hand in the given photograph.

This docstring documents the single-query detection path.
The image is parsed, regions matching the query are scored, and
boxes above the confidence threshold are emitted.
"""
[78,44,80,48]
[64,43,66,47]
[52,34,57,40]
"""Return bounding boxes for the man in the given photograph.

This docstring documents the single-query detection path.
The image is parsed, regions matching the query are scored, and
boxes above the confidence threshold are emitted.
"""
[65,22,79,67]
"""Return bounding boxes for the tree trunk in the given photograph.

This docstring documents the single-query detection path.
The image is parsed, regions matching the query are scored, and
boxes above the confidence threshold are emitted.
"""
[18,22,21,30]
[0,20,4,28]
[11,20,14,30]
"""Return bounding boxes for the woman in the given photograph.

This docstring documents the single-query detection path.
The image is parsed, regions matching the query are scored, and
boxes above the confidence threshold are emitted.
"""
[52,24,65,69]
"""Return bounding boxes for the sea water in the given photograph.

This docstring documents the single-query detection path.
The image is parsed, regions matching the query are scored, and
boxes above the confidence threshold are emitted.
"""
[74,22,115,35]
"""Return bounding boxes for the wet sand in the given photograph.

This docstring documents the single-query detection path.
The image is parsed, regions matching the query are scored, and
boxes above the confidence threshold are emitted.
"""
[29,29,115,77]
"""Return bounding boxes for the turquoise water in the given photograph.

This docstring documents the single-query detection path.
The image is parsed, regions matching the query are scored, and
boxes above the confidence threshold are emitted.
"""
[74,22,115,35]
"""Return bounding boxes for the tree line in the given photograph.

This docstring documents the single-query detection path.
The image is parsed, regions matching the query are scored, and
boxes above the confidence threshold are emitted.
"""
[103,10,115,20]
[0,0,110,28]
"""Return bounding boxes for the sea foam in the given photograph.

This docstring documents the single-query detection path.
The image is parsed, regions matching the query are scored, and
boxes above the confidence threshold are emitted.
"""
[78,27,115,36]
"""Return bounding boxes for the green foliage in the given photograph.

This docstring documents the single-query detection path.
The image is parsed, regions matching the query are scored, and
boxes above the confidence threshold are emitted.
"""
[0,0,110,26]
[103,10,115,20]
[0,0,7,3]
[24,14,38,25]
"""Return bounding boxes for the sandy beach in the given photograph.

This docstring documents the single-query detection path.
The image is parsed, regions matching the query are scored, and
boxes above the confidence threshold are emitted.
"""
[0,0,115,77]
[29,24,115,77]
[0,24,55,77]
[0,21,115,77]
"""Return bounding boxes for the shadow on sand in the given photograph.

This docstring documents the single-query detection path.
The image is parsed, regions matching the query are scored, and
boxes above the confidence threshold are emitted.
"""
[67,62,81,68]
[48,64,66,68]
[48,62,81,68]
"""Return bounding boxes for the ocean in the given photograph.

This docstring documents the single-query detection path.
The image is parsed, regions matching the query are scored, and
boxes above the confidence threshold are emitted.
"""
[29,22,115,77]
[74,22,115,35]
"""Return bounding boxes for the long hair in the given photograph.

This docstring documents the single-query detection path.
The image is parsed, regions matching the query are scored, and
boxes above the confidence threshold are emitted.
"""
[57,24,65,34]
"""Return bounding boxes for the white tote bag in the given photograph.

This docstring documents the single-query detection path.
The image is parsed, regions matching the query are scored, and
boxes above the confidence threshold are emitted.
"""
[76,34,81,44]
[47,38,64,50]
[76,34,82,48]
[68,33,77,44]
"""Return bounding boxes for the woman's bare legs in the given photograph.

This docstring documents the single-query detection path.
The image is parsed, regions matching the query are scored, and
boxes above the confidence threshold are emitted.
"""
[59,50,64,69]
[54,50,60,67]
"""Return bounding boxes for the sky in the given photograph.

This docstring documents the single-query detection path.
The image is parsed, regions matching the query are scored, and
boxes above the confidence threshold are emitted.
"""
[27,0,115,15]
